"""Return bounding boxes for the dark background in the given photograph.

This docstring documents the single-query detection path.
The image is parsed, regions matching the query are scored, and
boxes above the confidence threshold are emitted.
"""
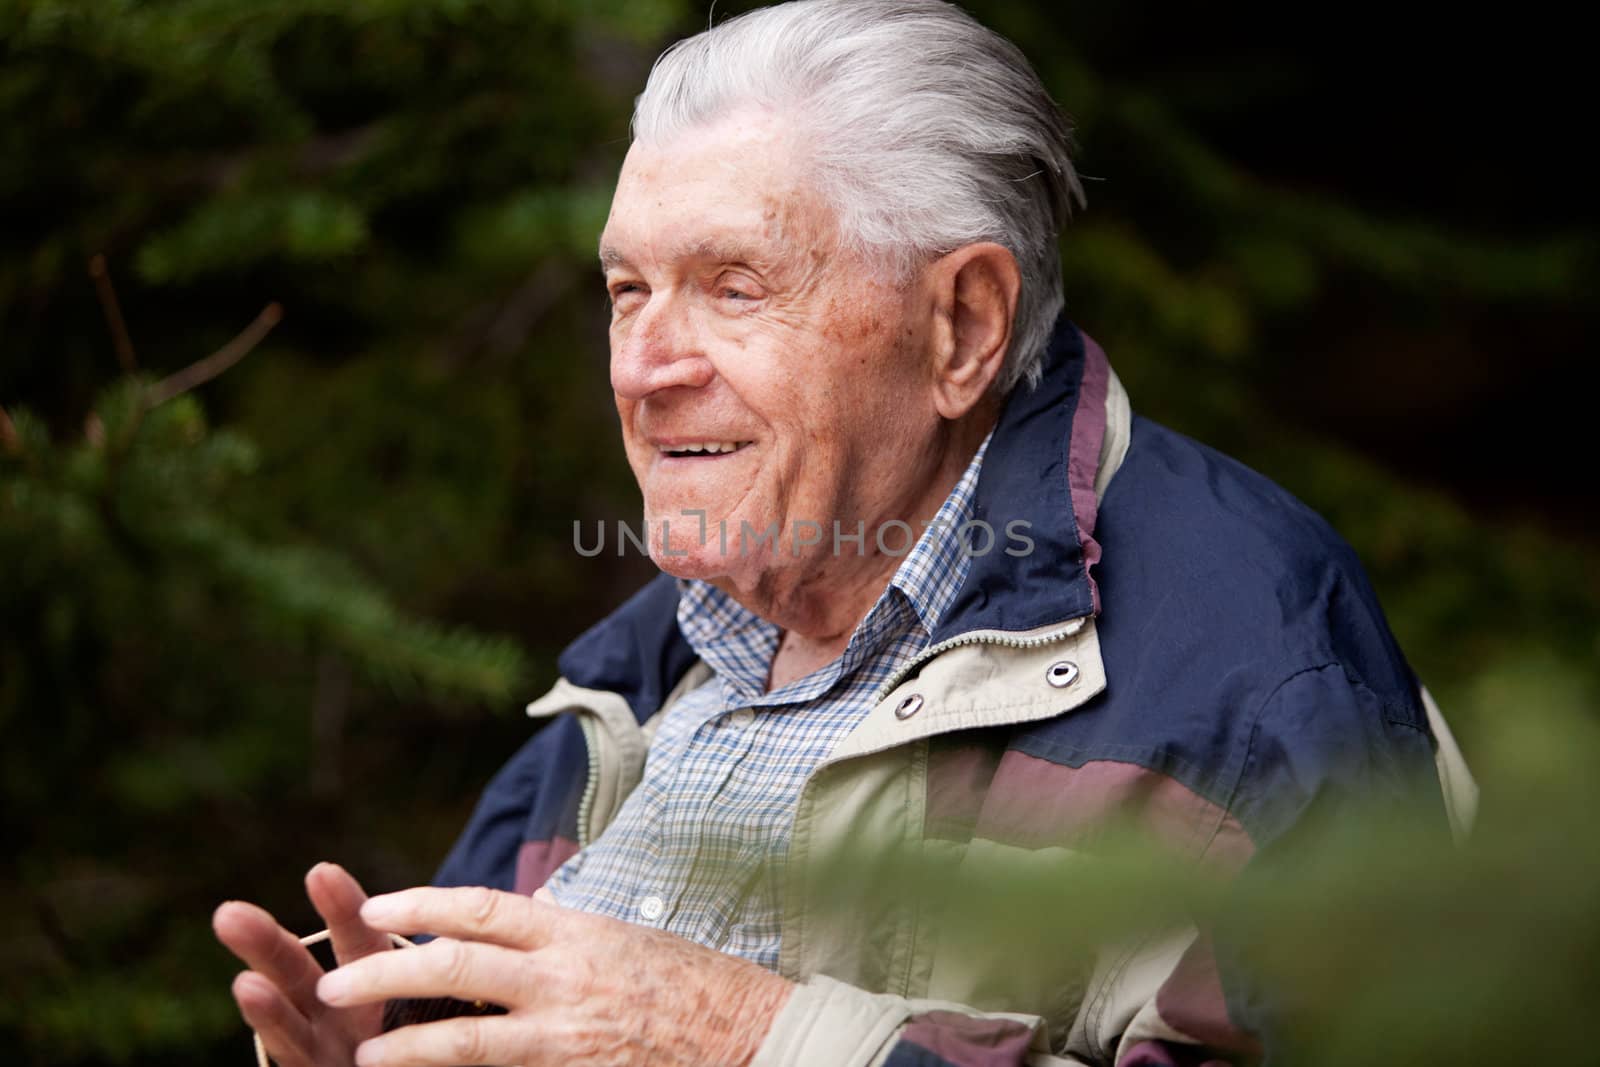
[2,1,1594,1062]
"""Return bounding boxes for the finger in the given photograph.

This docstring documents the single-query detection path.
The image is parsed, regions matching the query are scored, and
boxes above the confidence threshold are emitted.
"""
[354,1016,529,1067]
[306,861,393,967]
[214,900,327,1018]
[232,971,316,1067]
[360,885,552,948]
[319,937,541,1010]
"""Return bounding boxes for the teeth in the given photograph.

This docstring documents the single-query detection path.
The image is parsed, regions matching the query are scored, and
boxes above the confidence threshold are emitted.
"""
[663,441,749,455]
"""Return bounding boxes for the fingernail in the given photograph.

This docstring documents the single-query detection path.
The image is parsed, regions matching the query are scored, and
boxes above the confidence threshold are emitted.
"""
[317,970,351,1004]
[361,895,397,923]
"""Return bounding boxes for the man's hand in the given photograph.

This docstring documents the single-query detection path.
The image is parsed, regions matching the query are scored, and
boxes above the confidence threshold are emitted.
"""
[315,886,794,1067]
[214,862,392,1067]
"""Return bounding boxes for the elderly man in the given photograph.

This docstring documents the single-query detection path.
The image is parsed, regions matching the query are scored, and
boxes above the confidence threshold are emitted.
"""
[214,1,1476,1064]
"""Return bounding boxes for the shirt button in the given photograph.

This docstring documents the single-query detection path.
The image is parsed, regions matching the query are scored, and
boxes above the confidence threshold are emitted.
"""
[638,895,666,922]
[728,708,755,728]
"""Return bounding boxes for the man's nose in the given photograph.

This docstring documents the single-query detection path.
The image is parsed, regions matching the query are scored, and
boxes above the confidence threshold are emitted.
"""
[610,293,715,400]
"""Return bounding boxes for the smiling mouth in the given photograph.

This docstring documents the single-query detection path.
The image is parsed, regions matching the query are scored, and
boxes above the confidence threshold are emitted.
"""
[658,441,753,458]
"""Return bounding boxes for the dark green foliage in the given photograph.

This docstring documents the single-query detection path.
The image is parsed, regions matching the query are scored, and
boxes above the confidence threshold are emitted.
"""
[1,0,1595,1063]
[0,375,528,1061]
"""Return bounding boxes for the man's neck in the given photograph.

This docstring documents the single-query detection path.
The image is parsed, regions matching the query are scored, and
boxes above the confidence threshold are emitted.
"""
[735,405,998,691]
[765,629,849,692]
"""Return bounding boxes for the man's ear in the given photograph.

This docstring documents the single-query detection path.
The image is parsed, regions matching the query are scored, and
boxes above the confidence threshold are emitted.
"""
[927,242,1021,420]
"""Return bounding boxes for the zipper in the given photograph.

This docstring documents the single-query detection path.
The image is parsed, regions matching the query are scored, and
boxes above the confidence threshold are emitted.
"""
[575,715,602,850]
[872,616,1087,703]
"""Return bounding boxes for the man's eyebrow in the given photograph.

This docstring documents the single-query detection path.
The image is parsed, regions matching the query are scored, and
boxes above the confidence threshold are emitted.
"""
[681,237,765,265]
[598,239,770,272]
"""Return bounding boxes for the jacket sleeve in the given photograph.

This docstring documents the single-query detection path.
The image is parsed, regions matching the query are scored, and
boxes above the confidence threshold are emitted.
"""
[752,974,1078,1067]
[749,936,1220,1067]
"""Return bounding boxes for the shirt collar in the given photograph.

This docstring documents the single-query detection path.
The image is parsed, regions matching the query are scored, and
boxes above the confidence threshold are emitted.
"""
[889,429,992,636]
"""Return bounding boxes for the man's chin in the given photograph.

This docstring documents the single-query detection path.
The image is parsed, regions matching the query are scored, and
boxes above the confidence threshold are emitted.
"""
[648,540,744,583]
[644,521,775,584]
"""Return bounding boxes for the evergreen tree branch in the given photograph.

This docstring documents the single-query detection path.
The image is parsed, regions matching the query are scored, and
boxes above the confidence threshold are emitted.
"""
[167,513,526,703]
[88,254,139,373]
[147,303,282,407]
[199,122,383,191]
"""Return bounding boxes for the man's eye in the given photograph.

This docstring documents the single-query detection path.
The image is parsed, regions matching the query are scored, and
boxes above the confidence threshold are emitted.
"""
[717,278,762,302]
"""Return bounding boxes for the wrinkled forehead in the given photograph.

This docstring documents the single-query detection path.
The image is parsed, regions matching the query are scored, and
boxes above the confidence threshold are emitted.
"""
[598,114,839,270]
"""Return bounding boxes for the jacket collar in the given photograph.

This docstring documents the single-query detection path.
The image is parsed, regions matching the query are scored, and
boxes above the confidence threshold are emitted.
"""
[932,315,1104,639]
[553,317,1122,725]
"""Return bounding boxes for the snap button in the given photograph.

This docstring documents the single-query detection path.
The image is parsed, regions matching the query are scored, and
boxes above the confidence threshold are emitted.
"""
[894,693,924,720]
[1046,661,1079,688]
[638,895,666,922]
[728,708,755,728]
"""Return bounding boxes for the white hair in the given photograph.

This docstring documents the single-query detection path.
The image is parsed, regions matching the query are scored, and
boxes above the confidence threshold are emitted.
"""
[631,0,1085,393]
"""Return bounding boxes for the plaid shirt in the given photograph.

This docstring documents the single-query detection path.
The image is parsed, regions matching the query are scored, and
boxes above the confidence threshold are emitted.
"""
[545,436,991,970]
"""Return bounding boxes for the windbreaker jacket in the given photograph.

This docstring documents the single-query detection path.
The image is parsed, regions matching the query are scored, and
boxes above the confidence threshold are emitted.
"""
[433,320,1478,1066]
